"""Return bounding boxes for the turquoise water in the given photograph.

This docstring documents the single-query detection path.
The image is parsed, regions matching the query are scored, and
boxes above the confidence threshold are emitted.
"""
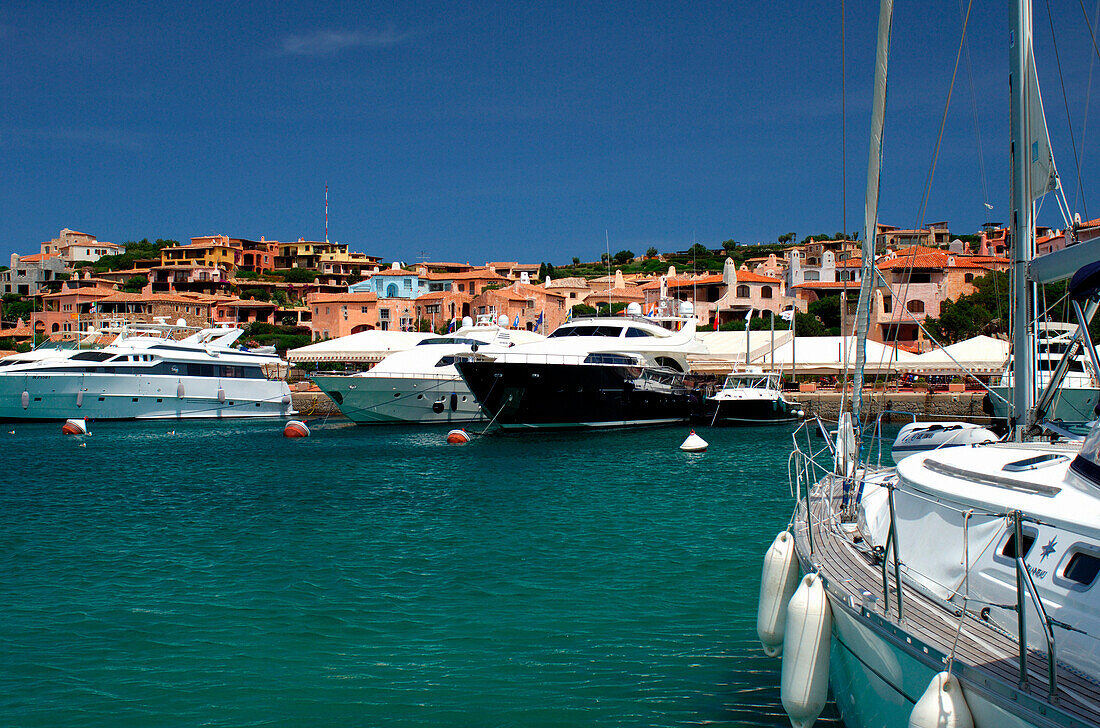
[1,420,841,727]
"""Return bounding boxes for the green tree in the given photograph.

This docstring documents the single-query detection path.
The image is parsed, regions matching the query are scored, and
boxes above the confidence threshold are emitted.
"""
[121,275,148,293]
[688,243,709,257]
[807,295,841,331]
[722,239,738,253]
[778,232,796,244]
[646,247,658,258]
[241,288,270,301]
[571,303,597,317]
[572,256,581,266]
[613,249,634,265]
[282,268,318,283]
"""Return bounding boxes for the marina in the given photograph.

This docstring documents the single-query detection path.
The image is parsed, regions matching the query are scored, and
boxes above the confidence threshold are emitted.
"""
[0,419,836,728]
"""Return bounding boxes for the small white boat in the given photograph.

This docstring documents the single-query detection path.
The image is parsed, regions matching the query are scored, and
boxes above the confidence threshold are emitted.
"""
[890,420,997,462]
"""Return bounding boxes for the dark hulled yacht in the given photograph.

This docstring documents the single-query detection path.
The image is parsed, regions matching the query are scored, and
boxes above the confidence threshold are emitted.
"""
[455,316,707,429]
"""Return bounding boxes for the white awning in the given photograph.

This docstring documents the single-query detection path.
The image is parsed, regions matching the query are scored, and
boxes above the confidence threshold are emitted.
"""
[897,335,1010,375]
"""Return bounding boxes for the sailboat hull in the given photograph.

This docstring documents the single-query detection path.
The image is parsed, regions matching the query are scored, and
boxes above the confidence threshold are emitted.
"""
[988,385,1100,422]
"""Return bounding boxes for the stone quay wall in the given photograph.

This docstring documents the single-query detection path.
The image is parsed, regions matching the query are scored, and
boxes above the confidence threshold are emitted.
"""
[793,390,994,424]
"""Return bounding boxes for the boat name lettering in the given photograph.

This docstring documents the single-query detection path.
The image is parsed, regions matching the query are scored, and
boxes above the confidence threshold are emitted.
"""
[1026,563,1049,581]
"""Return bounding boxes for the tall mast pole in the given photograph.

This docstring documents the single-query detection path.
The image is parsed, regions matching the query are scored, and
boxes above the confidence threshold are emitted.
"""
[853,0,894,434]
[325,183,329,244]
[1010,0,1035,441]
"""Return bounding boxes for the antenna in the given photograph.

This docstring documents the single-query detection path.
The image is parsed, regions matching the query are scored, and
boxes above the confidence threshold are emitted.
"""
[605,230,612,313]
[324,183,329,243]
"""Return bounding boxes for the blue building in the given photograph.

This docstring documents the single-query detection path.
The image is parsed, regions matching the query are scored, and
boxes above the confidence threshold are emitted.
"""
[349,268,427,299]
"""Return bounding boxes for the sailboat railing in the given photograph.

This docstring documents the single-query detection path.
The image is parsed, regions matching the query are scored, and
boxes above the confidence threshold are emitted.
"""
[1014,510,1059,700]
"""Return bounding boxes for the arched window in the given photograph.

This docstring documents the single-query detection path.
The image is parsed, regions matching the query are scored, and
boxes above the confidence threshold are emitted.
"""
[386,283,399,297]
[736,285,750,298]
[761,286,773,299]
[51,323,60,333]
[906,300,925,314]
[964,273,974,283]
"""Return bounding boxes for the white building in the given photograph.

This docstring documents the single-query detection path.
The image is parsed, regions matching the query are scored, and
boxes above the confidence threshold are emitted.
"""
[39,228,122,265]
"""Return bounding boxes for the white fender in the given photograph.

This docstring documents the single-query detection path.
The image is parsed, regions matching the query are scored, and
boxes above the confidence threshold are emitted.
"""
[781,573,832,728]
[217,387,226,403]
[76,390,84,408]
[177,383,185,399]
[757,531,800,656]
[21,390,29,409]
[909,672,973,728]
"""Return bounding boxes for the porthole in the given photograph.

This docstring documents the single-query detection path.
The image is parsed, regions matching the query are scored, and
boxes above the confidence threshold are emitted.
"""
[394,392,401,398]
[1001,529,1037,559]
[1064,552,1100,587]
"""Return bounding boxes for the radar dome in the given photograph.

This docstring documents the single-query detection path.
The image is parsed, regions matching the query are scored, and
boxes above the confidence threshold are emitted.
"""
[498,314,510,327]
[626,302,642,316]
[461,316,474,328]
[176,318,187,327]
[678,301,695,316]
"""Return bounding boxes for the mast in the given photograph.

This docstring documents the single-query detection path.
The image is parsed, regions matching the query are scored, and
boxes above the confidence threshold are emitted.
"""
[852,0,894,432]
[1010,0,1035,440]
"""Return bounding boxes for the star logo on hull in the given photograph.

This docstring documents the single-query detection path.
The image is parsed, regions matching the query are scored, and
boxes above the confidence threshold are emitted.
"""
[1039,536,1057,562]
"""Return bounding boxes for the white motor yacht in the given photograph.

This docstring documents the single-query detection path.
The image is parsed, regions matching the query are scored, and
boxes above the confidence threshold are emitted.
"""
[0,322,293,420]
[696,367,802,426]
[311,318,544,424]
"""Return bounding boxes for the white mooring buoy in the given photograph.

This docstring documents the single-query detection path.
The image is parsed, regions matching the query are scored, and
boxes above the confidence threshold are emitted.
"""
[781,573,833,728]
[757,531,800,657]
[679,429,708,452]
[909,672,973,728]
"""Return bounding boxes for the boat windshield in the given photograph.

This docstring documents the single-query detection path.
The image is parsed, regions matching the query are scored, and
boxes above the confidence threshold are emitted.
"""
[548,325,624,338]
[722,373,780,390]
[1070,420,1100,488]
[417,337,484,346]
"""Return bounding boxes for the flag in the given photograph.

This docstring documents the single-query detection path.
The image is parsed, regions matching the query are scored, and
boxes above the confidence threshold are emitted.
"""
[535,311,544,330]
[744,308,753,322]
[566,307,573,322]
[779,308,794,322]
[448,317,456,333]
[513,314,520,328]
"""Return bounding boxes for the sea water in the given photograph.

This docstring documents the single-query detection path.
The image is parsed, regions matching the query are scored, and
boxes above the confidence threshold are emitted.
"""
[0,420,841,727]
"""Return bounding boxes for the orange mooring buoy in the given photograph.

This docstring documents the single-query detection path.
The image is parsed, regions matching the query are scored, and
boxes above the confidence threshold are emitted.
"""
[446,428,471,444]
[284,420,310,438]
[62,418,88,435]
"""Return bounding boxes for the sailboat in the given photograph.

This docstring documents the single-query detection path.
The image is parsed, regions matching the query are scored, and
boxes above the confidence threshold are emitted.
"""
[758,2,1100,727]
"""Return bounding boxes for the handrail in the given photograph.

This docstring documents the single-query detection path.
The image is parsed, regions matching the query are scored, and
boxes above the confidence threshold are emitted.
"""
[1014,510,1059,701]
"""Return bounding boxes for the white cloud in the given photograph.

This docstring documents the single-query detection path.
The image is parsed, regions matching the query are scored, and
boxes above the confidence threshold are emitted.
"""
[280,26,407,56]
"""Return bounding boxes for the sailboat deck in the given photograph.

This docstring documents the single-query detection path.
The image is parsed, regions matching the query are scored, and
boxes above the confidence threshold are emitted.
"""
[795,491,1100,728]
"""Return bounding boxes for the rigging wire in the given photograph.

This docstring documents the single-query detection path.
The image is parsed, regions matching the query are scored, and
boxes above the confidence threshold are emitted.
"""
[1077,0,1100,215]
[959,0,992,220]
[915,0,976,231]
[1045,0,1090,224]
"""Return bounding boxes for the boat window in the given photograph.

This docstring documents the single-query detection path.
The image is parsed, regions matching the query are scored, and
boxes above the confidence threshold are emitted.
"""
[1001,529,1037,559]
[435,356,457,367]
[418,337,482,346]
[1063,551,1100,587]
[584,353,639,365]
[1003,454,1069,472]
[548,325,623,338]
[625,327,655,338]
[654,356,684,372]
[71,351,114,362]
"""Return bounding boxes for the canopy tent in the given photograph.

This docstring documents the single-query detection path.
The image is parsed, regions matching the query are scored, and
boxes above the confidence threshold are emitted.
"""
[287,331,438,363]
[897,335,1010,376]
[691,333,914,376]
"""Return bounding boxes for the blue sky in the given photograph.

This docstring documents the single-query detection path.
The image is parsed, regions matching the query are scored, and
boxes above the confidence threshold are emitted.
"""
[2,1,1097,265]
